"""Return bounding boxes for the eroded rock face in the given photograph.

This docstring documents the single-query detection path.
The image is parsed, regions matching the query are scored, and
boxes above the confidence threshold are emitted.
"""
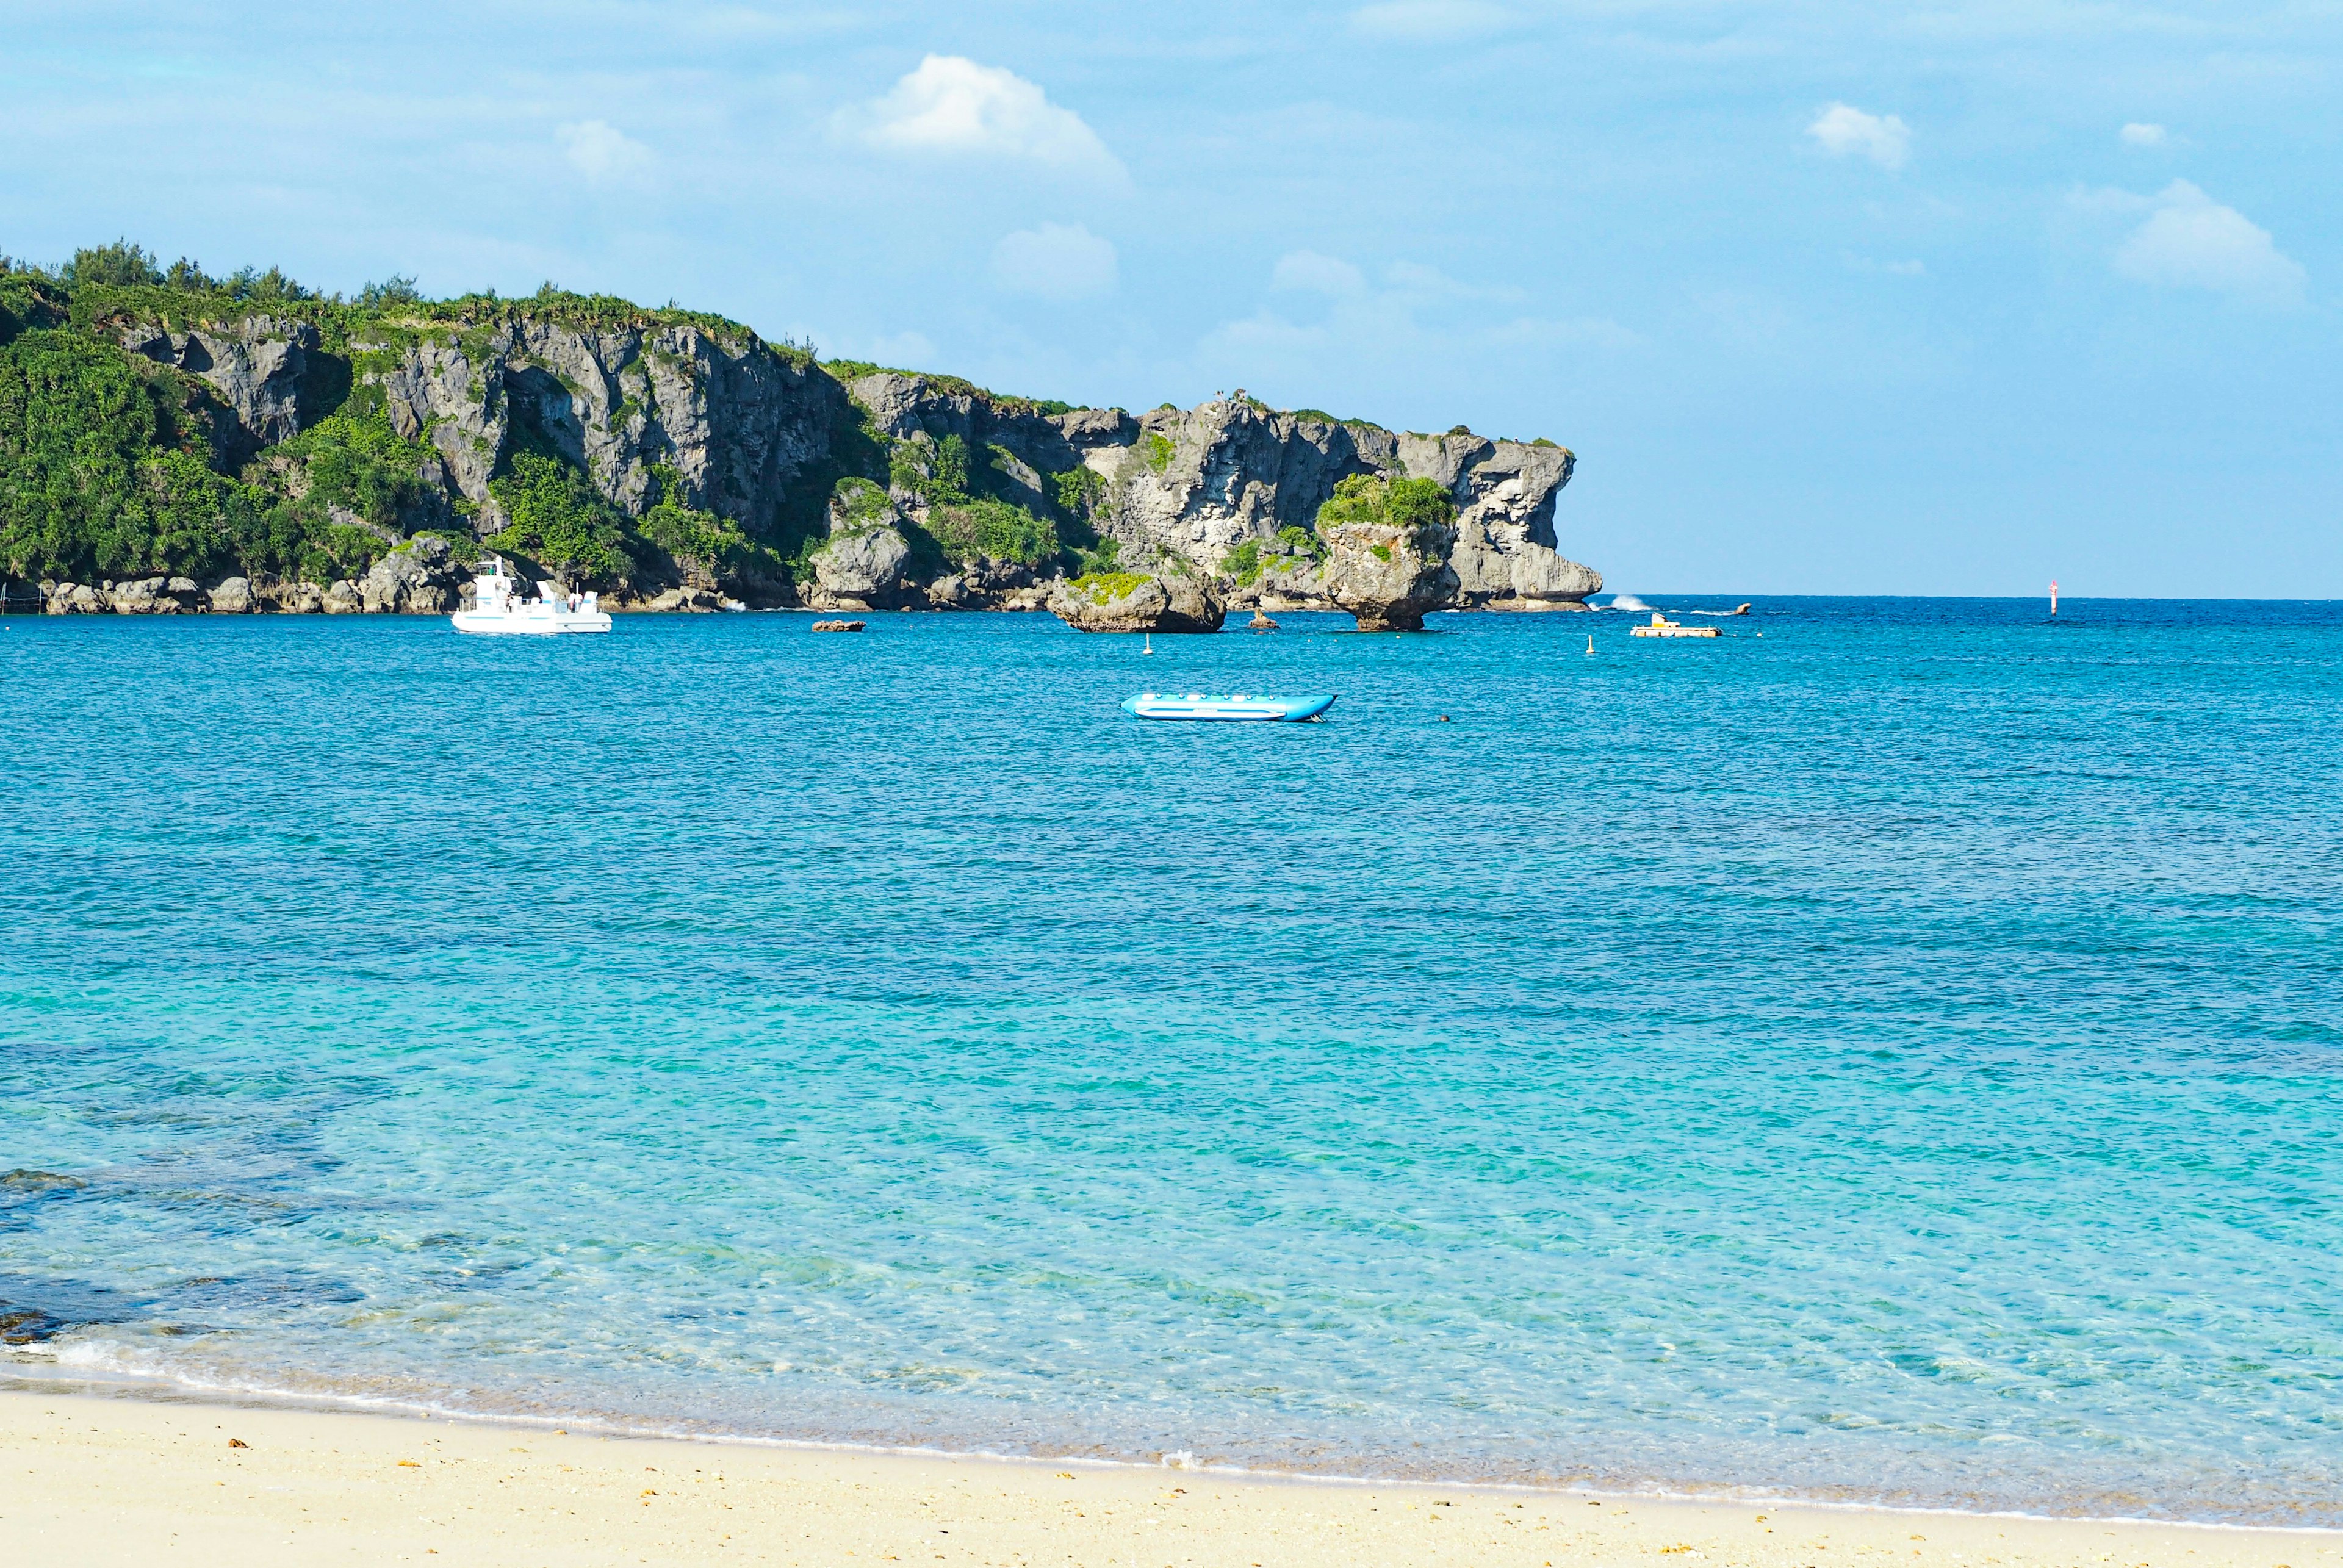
[1103,403,1378,570]
[645,586,725,612]
[45,583,107,614]
[1503,546,1603,606]
[1321,520,1460,632]
[206,577,256,614]
[1442,442,1600,605]
[104,576,203,614]
[1048,572,1225,634]
[826,378,1599,612]
[1051,401,1596,610]
[121,317,319,457]
[359,535,466,613]
[321,580,364,614]
[808,527,914,611]
[367,319,844,541]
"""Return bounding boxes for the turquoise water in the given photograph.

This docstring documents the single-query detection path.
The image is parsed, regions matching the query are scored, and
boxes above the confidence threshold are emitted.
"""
[1,600,2339,1525]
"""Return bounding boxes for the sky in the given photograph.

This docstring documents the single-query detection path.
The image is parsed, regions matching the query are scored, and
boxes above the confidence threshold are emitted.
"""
[5,1,2339,595]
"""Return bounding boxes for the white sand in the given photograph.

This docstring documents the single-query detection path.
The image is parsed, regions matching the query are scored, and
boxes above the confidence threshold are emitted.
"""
[2,1388,2334,1567]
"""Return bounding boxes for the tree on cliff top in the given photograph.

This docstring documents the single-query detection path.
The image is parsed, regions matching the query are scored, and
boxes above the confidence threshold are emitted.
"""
[1315,473,1456,535]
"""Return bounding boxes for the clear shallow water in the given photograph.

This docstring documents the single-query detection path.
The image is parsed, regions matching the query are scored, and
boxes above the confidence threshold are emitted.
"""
[1,598,2339,1525]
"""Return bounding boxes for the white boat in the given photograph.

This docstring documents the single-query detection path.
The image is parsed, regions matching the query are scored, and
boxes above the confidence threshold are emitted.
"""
[1121,692,1336,722]
[451,558,612,636]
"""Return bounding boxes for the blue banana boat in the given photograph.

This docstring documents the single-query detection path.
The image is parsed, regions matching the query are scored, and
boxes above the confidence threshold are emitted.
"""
[1121,691,1337,722]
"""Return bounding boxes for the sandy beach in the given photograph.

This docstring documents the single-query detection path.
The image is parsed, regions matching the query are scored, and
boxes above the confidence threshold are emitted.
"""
[0,1388,2330,1568]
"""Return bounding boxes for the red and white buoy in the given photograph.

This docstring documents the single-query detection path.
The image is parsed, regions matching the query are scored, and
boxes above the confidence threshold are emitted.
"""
[2050,579,2059,617]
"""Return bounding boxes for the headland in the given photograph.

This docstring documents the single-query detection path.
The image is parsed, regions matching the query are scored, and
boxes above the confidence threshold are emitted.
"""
[1,245,1600,629]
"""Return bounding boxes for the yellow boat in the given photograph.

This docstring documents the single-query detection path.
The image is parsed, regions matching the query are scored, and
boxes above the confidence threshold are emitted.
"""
[1628,612,1719,639]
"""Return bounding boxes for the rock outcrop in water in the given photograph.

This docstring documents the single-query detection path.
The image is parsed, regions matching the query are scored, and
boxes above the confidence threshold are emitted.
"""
[358,535,466,614]
[1047,570,1226,633]
[1320,516,1461,633]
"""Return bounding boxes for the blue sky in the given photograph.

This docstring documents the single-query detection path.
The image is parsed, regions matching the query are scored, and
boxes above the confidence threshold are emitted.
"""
[7,1,2338,595]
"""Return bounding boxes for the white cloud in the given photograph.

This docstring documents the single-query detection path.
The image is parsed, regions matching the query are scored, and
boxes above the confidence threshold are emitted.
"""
[990,223,1118,301]
[1350,1,1517,40]
[556,120,652,182]
[1807,103,1910,170]
[843,56,1122,179]
[2120,122,2168,147]
[2112,179,2305,304]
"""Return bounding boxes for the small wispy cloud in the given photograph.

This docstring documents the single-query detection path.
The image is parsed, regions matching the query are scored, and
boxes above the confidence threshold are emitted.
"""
[2109,179,2305,304]
[2119,122,2168,148]
[556,120,652,182]
[839,56,1123,181]
[1807,103,1910,171]
[991,222,1118,301]
[1350,0,1517,40]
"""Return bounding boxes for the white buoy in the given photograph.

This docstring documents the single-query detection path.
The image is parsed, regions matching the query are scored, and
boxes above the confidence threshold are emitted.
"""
[2050,579,2059,616]
[1142,633,1153,655]
[1585,635,1594,655]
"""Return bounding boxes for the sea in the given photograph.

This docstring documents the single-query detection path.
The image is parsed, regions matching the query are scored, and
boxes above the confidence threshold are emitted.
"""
[1,597,2338,1527]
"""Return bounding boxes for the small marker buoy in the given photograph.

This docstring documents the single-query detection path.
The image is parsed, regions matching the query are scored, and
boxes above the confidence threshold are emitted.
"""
[1142,633,1153,655]
[1585,635,1594,655]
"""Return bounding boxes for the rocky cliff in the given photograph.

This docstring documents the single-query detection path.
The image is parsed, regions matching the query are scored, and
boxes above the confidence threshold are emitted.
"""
[362,318,843,538]
[833,375,1601,619]
[7,259,1599,620]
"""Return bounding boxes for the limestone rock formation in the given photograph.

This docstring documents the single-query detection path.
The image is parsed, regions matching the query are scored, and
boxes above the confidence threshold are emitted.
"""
[644,586,725,612]
[1026,396,1595,611]
[206,577,256,614]
[1433,441,1601,606]
[1048,572,1225,634]
[44,583,106,614]
[1320,519,1460,632]
[1501,546,1604,608]
[82,295,1599,619]
[808,526,915,611]
[121,316,318,456]
[104,577,203,614]
[359,535,466,613]
[364,318,842,540]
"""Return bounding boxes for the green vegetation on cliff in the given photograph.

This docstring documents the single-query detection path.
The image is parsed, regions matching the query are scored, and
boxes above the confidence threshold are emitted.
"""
[1315,473,1458,535]
[880,429,1097,571]
[0,243,809,593]
[1071,571,1150,604]
[0,318,254,582]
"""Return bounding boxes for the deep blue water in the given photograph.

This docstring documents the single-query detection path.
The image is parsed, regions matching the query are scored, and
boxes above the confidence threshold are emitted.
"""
[1,597,2338,1524]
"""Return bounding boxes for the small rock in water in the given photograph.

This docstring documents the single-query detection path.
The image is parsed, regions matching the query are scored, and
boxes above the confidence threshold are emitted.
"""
[1248,612,1279,631]
[810,619,866,633]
